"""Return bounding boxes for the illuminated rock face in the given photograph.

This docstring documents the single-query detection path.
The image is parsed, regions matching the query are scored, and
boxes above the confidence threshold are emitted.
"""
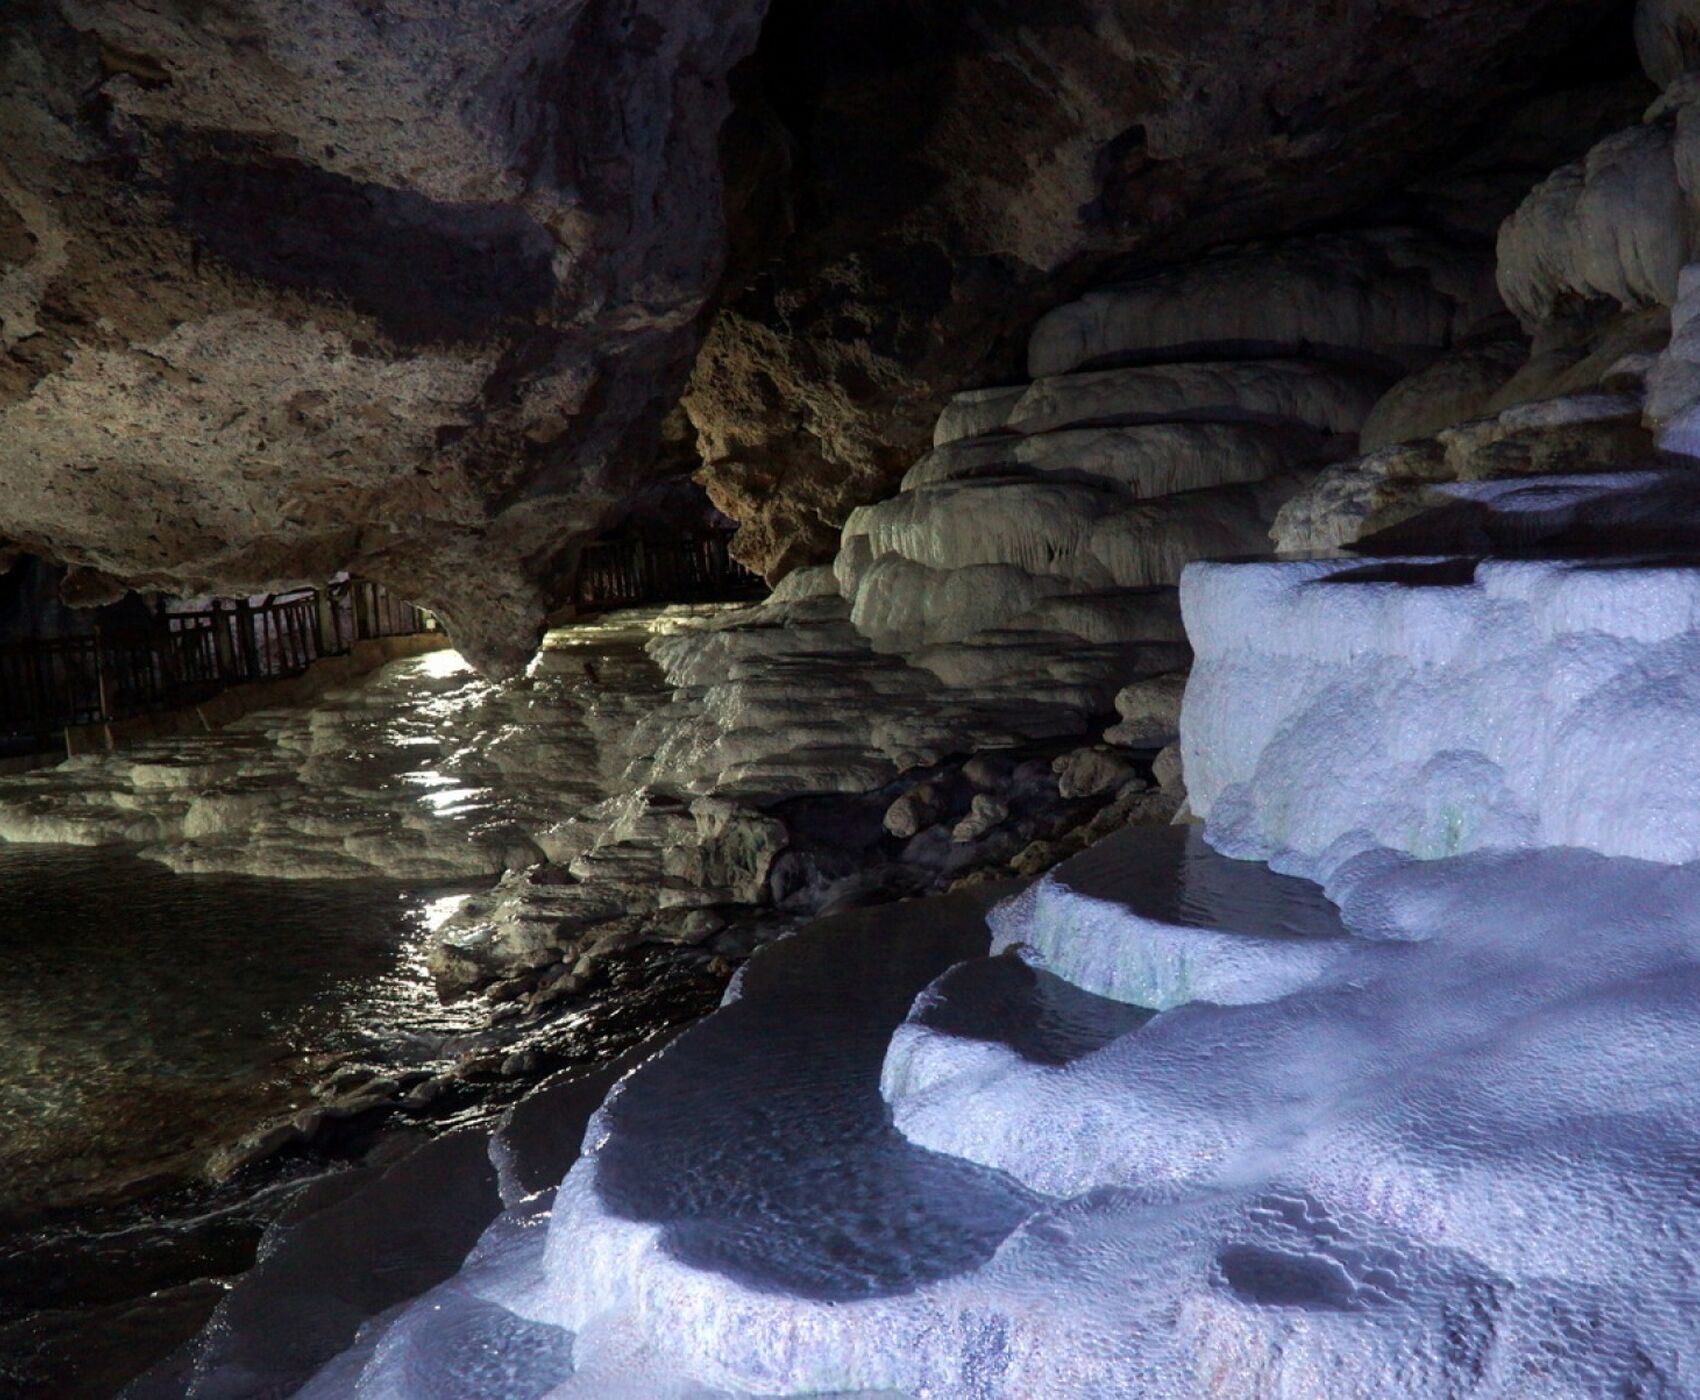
[1183,555,1700,876]
[290,556,1700,1397]
[0,0,768,675]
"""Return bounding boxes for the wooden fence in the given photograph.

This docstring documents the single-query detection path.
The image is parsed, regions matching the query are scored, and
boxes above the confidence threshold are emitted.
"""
[573,536,762,611]
[0,538,760,754]
[0,579,430,752]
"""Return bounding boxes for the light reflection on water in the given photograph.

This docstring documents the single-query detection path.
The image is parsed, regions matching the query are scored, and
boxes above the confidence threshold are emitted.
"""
[0,844,480,1217]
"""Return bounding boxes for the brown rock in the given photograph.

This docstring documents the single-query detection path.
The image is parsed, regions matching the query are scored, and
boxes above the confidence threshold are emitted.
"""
[0,0,768,674]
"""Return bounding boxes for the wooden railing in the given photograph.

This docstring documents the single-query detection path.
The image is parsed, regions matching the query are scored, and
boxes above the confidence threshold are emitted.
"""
[573,535,763,611]
[0,579,432,751]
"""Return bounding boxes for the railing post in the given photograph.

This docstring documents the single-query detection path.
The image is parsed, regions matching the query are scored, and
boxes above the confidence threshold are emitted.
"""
[235,599,259,678]
[211,601,238,680]
[92,626,116,724]
[315,587,341,657]
[351,581,369,641]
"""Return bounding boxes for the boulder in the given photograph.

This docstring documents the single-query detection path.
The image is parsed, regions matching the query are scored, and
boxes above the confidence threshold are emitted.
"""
[951,795,1009,844]
[883,783,948,840]
[1052,747,1138,800]
[1104,672,1191,748]
[1152,742,1185,799]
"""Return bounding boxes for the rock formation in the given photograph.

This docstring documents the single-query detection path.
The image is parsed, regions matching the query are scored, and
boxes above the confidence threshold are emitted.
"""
[0,0,768,674]
[1273,6,1700,555]
[0,0,1652,672]
[685,0,1645,579]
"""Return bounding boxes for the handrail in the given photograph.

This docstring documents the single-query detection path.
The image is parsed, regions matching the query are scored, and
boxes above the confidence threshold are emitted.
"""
[573,535,762,611]
[0,579,433,750]
[0,539,761,752]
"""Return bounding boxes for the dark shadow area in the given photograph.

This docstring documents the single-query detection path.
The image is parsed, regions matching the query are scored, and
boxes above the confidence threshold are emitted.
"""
[169,154,557,346]
[1353,470,1700,562]
[1217,1243,1359,1311]
[913,954,1155,1066]
[1053,825,1349,943]
[1320,558,1482,587]
[592,887,1047,1301]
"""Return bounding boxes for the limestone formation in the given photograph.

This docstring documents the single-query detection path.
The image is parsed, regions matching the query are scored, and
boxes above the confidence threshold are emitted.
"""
[1356,337,1529,451]
[934,360,1389,448]
[1027,232,1501,379]
[0,621,674,879]
[686,0,1630,578]
[1104,673,1190,749]
[629,229,1515,823]
[1273,392,1660,552]
[1274,15,1700,556]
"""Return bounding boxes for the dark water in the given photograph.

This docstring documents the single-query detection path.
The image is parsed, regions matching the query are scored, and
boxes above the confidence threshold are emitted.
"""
[0,845,483,1224]
[0,845,732,1398]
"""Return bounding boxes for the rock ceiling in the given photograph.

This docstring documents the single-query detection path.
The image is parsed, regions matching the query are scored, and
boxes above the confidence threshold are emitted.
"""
[0,0,1639,670]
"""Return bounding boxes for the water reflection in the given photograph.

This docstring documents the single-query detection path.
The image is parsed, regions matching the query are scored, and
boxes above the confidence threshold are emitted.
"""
[0,845,481,1221]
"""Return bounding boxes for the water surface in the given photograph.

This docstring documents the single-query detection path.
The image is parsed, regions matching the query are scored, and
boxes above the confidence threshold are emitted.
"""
[0,845,480,1221]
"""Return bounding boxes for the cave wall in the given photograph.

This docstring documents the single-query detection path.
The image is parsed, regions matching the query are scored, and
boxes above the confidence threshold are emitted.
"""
[0,0,1647,668]
[0,0,767,674]
[686,0,1645,578]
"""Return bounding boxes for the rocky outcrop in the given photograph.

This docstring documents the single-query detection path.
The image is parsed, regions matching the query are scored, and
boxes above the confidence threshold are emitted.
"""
[1271,9,1700,557]
[0,0,767,674]
[687,0,1638,578]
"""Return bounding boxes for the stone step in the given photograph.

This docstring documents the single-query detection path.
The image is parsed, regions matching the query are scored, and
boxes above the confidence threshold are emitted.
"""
[987,824,1350,1010]
[933,357,1389,447]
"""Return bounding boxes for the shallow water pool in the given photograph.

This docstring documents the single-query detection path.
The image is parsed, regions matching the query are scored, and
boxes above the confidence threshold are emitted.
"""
[0,845,481,1222]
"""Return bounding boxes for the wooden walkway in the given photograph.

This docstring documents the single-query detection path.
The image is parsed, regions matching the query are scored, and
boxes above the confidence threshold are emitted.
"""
[0,535,764,756]
[573,536,763,612]
[0,579,430,754]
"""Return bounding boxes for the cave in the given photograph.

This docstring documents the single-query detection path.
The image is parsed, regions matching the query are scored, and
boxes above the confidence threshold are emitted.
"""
[4,0,1700,1394]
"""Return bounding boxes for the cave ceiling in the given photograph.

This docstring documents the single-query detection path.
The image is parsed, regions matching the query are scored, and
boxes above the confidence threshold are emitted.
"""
[0,0,1640,670]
